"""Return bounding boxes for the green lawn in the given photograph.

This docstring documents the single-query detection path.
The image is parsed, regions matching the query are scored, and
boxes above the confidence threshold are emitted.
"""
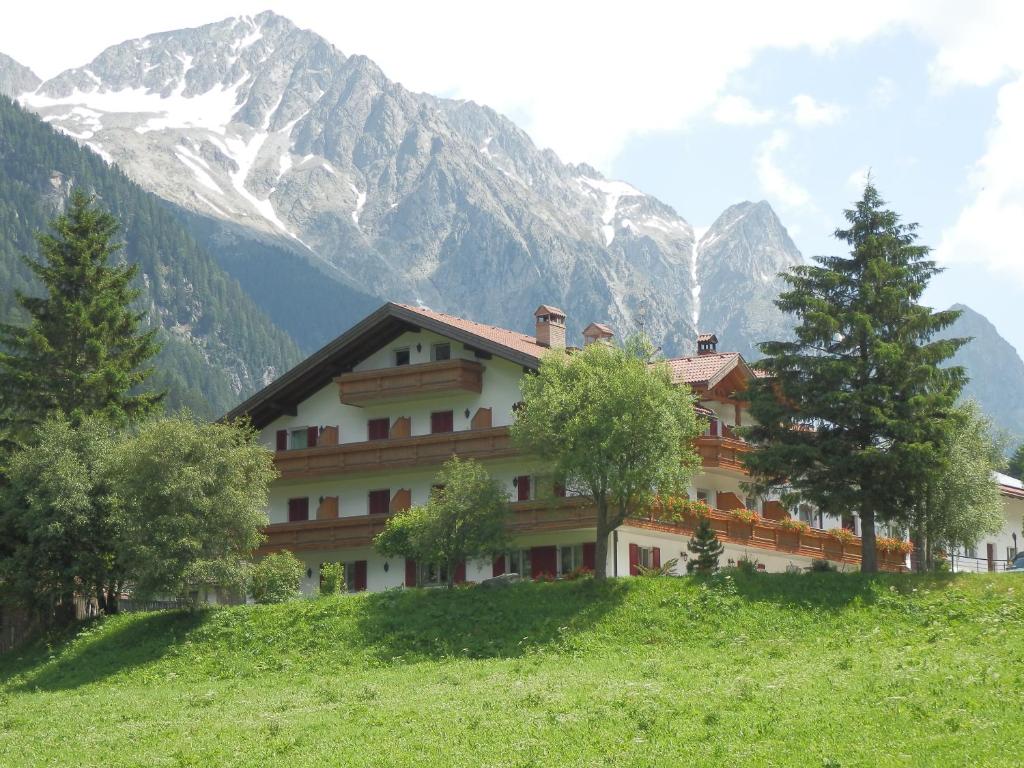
[1,573,1022,767]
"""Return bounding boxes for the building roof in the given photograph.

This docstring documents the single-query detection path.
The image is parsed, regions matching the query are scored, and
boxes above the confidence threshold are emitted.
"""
[225,302,550,429]
[995,471,1024,499]
[697,333,718,343]
[664,352,752,389]
[534,304,565,318]
[395,304,547,361]
[583,322,614,336]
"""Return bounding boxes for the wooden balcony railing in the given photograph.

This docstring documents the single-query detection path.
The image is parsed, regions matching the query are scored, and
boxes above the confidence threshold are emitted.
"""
[695,436,751,474]
[274,426,516,480]
[627,508,908,571]
[335,359,484,405]
[260,495,905,571]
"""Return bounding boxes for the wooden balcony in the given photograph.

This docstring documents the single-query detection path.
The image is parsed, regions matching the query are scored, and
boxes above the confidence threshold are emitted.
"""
[695,436,751,474]
[274,426,515,480]
[259,497,598,554]
[627,509,908,572]
[335,359,484,405]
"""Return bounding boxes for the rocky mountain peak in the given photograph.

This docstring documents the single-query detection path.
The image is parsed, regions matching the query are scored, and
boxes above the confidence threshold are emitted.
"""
[0,52,40,98]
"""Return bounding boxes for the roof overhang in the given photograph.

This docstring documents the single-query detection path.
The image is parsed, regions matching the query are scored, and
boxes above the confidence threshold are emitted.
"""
[224,302,541,429]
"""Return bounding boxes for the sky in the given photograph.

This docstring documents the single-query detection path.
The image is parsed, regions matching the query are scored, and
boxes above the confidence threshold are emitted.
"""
[3,1,1023,352]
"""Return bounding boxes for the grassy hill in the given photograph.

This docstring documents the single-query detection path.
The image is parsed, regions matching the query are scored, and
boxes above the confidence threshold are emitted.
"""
[1,574,1022,767]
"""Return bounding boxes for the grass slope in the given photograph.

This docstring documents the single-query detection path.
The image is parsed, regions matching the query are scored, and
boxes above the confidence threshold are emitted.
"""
[1,574,1022,767]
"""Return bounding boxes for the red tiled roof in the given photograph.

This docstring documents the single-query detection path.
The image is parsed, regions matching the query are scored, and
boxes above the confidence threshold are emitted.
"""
[534,304,565,317]
[663,352,742,386]
[396,304,548,361]
[697,333,718,343]
[584,322,614,336]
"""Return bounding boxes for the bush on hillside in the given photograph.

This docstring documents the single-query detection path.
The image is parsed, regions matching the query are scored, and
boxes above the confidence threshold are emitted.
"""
[320,562,345,596]
[810,559,837,572]
[250,552,304,604]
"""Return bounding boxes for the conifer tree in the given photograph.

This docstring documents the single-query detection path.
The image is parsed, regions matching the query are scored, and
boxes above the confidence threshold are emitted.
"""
[0,190,162,438]
[686,516,724,574]
[1007,444,1024,481]
[743,182,966,572]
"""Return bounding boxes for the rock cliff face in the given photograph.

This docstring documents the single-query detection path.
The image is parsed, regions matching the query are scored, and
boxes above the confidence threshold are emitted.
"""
[0,52,39,97]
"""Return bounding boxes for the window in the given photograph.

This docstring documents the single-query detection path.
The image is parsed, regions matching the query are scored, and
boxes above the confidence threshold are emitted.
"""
[367,418,390,441]
[696,489,710,505]
[637,546,654,569]
[506,549,532,577]
[432,343,451,361]
[394,348,410,366]
[1007,547,1018,562]
[430,410,454,434]
[368,489,391,515]
[342,561,368,592]
[745,497,758,512]
[417,562,449,587]
[516,475,532,502]
[797,503,815,526]
[559,544,584,576]
[287,497,309,522]
[289,428,308,450]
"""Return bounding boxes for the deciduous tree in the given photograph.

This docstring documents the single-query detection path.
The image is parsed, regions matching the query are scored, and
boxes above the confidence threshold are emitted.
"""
[375,457,510,588]
[512,336,702,580]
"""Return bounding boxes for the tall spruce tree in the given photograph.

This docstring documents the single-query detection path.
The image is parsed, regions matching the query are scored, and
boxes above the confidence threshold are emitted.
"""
[0,190,161,438]
[743,182,966,572]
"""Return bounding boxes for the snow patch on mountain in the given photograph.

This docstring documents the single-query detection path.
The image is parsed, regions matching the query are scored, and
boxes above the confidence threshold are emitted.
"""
[578,176,645,246]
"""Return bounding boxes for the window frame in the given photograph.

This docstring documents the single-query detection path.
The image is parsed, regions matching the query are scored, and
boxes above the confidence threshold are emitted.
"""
[367,417,390,441]
[431,342,451,362]
[394,348,410,366]
[368,489,391,515]
[430,410,454,434]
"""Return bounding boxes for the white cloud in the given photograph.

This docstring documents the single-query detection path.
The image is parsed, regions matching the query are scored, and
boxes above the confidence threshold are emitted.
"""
[756,130,811,210]
[712,95,775,126]
[791,94,845,126]
[869,76,898,106]
[847,167,871,192]
[935,74,1024,280]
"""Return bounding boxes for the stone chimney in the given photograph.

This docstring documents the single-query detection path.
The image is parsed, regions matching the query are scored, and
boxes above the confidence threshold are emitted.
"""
[582,322,614,346]
[697,332,718,355]
[534,305,566,349]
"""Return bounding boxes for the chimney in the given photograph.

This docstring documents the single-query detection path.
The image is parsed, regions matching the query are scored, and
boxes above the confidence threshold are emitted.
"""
[697,332,718,355]
[534,305,566,349]
[582,322,614,347]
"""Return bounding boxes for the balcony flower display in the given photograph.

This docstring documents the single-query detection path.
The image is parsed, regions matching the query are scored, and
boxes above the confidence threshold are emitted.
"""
[876,536,914,555]
[729,507,759,525]
[827,527,857,545]
[777,518,810,534]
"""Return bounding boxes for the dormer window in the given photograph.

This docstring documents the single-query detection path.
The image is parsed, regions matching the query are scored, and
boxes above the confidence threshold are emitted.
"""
[432,343,451,362]
[394,348,410,366]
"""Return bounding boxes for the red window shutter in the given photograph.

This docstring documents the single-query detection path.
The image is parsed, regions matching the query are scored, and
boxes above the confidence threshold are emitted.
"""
[307,426,319,448]
[492,555,506,577]
[405,558,417,587]
[368,418,390,441]
[709,419,719,437]
[354,560,368,592]
[368,490,390,515]
[582,542,596,570]
[517,475,531,502]
[288,497,309,522]
[454,561,466,584]
[530,546,557,579]
[628,543,640,576]
[652,547,661,569]
[276,429,287,450]
[431,411,454,434]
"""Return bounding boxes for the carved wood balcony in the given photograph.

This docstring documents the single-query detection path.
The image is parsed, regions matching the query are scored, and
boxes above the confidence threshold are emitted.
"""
[695,436,751,474]
[273,426,515,480]
[334,359,484,405]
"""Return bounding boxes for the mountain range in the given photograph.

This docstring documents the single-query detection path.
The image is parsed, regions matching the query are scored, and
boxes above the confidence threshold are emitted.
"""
[1,11,1022,447]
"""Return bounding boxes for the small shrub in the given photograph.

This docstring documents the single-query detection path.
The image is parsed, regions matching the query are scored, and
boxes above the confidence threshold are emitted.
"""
[735,556,760,575]
[636,557,679,577]
[809,558,837,572]
[534,571,556,582]
[320,562,345,596]
[563,566,593,581]
[250,551,304,604]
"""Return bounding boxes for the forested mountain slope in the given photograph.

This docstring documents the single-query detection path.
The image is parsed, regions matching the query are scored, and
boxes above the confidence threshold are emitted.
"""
[0,96,301,417]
